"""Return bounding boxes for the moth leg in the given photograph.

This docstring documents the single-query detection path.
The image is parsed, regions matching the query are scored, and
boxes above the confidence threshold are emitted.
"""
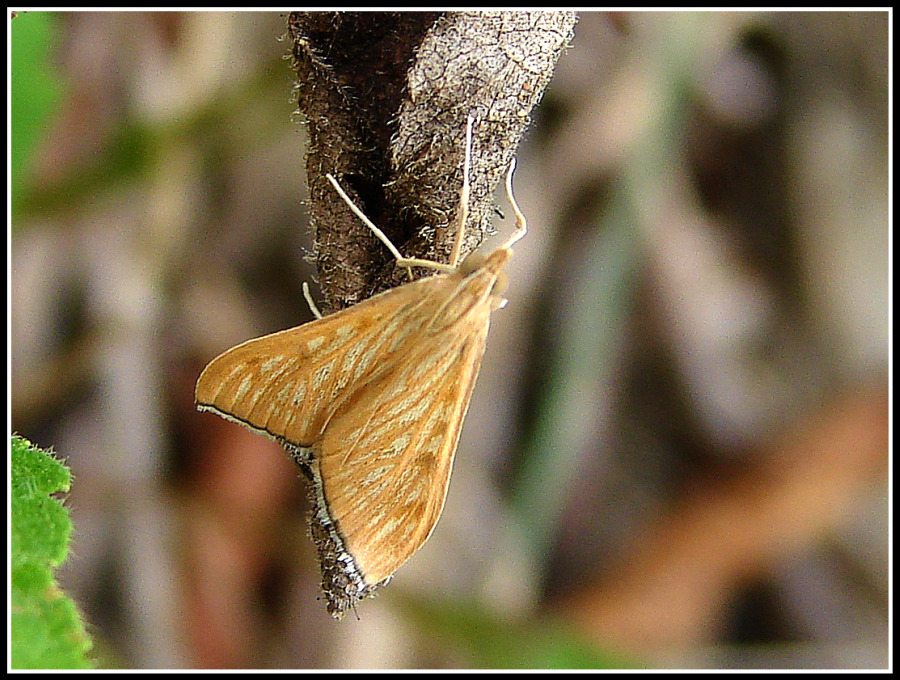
[500,158,527,250]
[325,114,476,277]
[302,281,323,319]
[325,173,416,278]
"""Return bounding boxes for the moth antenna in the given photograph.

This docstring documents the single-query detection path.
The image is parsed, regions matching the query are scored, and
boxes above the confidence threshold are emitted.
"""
[448,115,474,268]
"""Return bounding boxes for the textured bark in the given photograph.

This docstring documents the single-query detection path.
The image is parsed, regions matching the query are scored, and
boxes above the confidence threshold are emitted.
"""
[288,11,577,311]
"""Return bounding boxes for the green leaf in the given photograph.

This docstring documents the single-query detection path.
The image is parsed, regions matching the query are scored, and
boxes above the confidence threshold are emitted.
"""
[11,435,93,669]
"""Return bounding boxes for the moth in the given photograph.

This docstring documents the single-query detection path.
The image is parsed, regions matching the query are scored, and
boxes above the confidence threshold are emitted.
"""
[195,116,526,618]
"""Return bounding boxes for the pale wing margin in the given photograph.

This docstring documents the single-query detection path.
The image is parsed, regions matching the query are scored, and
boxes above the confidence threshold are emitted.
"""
[317,307,493,585]
[194,274,453,448]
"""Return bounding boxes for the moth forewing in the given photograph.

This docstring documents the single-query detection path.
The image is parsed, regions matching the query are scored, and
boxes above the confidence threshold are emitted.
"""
[195,274,460,446]
[318,311,492,585]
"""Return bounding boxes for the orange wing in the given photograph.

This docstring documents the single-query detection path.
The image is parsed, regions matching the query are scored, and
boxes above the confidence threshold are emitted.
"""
[316,304,492,586]
[195,273,454,446]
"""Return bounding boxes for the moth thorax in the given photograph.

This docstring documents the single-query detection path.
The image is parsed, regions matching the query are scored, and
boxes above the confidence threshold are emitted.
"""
[459,250,508,297]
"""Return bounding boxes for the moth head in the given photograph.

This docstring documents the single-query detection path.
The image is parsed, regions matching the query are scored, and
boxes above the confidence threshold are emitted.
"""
[458,250,486,276]
[458,249,509,300]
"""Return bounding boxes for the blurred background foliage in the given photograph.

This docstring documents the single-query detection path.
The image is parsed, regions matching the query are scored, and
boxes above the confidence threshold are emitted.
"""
[9,11,888,669]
